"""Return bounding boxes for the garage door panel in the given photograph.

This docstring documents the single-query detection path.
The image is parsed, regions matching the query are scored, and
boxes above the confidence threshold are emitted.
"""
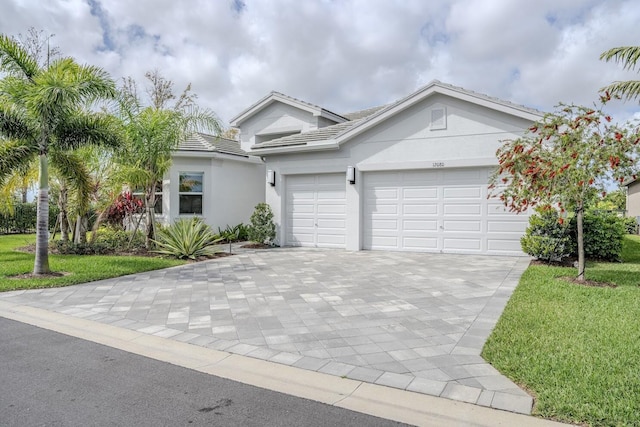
[370,219,399,230]
[286,174,346,248]
[288,217,315,227]
[487,220,527,233]
[403,237,438,249]
[403,188,438,199]
[364,168,528,255]
[444,220,481,232]
[367,188,399,199]
[366,235,399,248]
[404,203,438,215]
[317,219,346,229]
[443,238,482,250]
[487,239,522,252]
[443,204,482,215]
[444,187,482,199]
[403,219,438,231]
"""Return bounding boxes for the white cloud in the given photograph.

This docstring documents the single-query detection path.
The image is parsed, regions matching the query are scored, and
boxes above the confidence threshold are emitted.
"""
[1,0,639,124]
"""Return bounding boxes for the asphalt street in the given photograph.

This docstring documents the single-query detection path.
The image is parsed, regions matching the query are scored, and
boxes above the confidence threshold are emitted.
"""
[0,317,408,427]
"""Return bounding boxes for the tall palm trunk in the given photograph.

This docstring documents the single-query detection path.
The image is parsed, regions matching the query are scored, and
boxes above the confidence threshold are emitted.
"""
[34,154,50,275]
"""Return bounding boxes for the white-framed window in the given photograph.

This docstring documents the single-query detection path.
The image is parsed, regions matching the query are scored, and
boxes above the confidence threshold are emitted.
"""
[179,172,203,215]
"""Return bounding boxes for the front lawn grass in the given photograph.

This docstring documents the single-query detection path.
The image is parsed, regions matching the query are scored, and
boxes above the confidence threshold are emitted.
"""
[483,234,640,426]
[0,234,185,292]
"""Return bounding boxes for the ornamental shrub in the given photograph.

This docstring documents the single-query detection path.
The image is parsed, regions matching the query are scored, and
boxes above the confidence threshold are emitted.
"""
[521,209,626,262]
[152,218,222,259]
[623,216,639,234]
[247,203,276,245]
[520,209,572,262]
[570,211,625,262]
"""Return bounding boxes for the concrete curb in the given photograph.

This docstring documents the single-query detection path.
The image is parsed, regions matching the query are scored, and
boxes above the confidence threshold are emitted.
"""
[0,300,572,427]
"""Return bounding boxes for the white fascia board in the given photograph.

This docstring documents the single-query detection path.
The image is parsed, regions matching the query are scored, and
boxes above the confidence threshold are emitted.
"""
[358,157,499,171]
[333,83,544,146]
[172,150,262,164]
[249,141,339,156]
[231,94,320,126]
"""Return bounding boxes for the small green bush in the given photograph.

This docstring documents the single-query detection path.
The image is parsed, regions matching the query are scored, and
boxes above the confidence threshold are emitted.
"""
[521,209,572,262]
[54,240,111,255]
[152,218,222,259]
[521,209,627,262]
[623,217,639,234]
[93,226,146,251]
[571,211,626,261]
[216,223,249,243]
[247,203,276,245]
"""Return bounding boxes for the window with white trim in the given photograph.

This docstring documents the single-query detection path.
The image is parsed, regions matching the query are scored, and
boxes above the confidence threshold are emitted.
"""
[179,172,203,215]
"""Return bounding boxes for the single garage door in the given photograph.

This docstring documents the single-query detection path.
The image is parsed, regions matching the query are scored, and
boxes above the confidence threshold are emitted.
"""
[363,168,528,255]
[285,173,346,248]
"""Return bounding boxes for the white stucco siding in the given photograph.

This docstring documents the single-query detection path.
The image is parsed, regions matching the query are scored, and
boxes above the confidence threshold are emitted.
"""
[628,181,640,223]
[346,94,533,169]
[169,156,265,231]
[262,92,536,253]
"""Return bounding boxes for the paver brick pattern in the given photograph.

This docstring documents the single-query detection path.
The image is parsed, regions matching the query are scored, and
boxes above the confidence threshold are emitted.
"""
[1,247,532,414]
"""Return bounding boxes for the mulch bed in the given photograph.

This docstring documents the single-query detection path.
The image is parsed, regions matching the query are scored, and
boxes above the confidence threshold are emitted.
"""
[239,243,272,249]
[560,277,617,288]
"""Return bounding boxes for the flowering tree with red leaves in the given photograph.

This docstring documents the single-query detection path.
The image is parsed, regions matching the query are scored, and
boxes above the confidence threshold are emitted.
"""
[106,191,143,229]
[489,97,640,281]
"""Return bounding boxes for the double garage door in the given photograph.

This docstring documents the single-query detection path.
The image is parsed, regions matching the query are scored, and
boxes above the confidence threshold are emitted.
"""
[285,168,528,255]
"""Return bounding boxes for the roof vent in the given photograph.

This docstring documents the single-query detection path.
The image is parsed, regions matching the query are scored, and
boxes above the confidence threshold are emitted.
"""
[430,107,447,130]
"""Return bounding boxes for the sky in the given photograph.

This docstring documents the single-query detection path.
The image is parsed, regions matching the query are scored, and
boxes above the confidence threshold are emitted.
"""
[2,0,640,127]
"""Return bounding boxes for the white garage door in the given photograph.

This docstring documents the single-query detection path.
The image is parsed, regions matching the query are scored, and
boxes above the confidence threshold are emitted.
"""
[363,168,528,255]
[285,173,346,248]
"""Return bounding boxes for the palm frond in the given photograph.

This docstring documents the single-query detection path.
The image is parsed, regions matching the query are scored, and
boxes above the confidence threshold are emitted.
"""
[0,99,37,141]
[0,138,37,182]
[49,149,92,215]
[600,80,640,101]
[54,111,123,151]
[600,46,640,71]
[0,34,39,80]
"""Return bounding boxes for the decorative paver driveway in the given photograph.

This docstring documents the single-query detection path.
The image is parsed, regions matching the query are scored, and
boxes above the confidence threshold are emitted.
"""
[0,247,532,413]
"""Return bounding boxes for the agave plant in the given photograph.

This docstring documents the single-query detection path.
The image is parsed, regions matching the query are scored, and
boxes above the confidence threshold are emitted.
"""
[152,217,222,259]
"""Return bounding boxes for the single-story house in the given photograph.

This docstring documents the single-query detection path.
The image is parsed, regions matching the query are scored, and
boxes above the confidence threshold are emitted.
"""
[625,178,640,222]
[231,80,543,255]
[159,133,265,230]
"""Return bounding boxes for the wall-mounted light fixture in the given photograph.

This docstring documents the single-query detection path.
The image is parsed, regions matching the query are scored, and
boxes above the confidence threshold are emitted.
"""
[347,166,356,184]
[267,169,276,187]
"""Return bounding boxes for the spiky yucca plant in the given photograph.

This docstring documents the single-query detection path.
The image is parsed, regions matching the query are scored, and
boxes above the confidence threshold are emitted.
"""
[152,217,222,259]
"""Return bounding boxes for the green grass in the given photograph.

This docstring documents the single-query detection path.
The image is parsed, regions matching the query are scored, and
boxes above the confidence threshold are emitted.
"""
[0,234,185,292]
[483,235,640,426]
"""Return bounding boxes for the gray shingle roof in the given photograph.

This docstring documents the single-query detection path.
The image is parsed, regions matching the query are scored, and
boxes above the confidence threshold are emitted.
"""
[177,133,247,157]
[341,105,388,121]
[251,80,545,151]
[252,119,365,149]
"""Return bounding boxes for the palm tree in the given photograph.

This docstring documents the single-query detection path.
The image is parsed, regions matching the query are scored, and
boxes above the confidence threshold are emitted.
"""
[0,34,120,274]
[600,46,640,101]
[115,72,221,248]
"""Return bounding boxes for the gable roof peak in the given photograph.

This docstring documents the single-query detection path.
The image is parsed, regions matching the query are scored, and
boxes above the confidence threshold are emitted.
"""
[230,90,348,126]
